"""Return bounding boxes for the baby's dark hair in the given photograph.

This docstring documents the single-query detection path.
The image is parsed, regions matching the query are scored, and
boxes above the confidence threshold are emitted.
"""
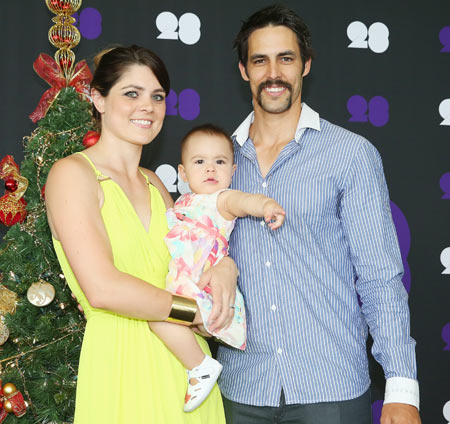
[180,124,234,164]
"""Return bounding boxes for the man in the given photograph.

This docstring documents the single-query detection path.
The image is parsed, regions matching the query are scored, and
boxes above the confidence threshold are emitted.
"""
[217,4,421,424]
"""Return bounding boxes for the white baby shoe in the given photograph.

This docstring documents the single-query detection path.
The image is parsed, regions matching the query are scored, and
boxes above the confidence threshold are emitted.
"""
[184,355,223,412]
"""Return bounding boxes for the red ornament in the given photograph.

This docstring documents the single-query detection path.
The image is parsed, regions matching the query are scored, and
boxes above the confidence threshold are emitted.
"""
[82,130,100,148]
[0,156,28,226]
[41,184,46,200]
[4,178,17,193]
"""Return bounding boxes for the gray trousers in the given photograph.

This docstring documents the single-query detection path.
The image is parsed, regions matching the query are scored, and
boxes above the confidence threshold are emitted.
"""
[222,389,372,424]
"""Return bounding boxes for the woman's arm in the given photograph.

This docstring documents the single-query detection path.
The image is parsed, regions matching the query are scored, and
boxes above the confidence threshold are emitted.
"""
[45,156,185,322]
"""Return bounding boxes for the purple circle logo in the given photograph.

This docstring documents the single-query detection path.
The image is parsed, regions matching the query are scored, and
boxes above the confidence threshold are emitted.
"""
[390,201,411,293]
[73,7,102,40]
[440,26,450,52]
[347,95,389,127]
[440,173,450,198]
[372,400,383,424]
[166,88,200,120]
[442,323,450,350]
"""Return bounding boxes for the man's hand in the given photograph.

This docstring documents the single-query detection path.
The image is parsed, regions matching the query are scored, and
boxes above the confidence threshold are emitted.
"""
[197,256,238,333]
[381,403,421,424]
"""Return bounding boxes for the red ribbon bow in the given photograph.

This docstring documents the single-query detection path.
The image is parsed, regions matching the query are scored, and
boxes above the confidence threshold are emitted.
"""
[29,53,93,123]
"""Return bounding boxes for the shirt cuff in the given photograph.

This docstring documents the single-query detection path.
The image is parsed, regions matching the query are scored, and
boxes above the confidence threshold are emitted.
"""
[384,377,420,410]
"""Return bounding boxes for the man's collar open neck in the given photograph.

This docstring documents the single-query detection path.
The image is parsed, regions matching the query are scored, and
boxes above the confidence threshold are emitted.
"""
[233,102,321,146]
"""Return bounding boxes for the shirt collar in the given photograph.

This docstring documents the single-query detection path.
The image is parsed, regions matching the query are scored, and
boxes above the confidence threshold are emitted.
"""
[233,102,321,146]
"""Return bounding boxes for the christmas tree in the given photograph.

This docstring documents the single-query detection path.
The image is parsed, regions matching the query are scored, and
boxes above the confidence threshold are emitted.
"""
[0,1,94,422]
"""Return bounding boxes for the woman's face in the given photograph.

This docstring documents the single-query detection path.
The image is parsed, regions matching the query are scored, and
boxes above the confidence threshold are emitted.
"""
[92,64,166,147]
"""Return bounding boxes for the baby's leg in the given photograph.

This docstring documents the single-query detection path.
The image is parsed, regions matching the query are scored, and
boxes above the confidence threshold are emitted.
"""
[148,321,223,412]
[148,321,204,369]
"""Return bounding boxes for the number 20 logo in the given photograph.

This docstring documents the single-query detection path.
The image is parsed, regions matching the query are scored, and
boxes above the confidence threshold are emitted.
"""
[156,11,201,45]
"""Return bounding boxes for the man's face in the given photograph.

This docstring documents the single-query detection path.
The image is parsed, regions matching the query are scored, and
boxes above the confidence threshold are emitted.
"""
[239,25,311,114]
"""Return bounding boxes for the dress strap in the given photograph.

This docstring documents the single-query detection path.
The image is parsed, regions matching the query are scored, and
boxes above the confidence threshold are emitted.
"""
[138,168,151,186]
[75,151,110,182]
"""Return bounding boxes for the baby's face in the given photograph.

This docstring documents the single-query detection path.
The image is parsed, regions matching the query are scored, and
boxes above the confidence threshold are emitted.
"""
[178,133,235,195]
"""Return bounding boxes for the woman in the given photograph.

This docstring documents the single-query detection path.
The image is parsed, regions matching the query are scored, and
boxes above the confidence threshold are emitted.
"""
[45,45,234,423]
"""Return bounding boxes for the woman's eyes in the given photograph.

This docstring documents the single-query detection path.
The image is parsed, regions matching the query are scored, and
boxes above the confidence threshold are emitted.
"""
[123,92,165,102]
[125,91,138,98]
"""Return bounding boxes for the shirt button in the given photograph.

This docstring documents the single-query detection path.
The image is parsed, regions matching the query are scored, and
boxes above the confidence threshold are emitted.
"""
[262,182,267,188]
[277,348,283,354]
[265,261,271,267]
[260,220,265,226]
[271,304,277,311]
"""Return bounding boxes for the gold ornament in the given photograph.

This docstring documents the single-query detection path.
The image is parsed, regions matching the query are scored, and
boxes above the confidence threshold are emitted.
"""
[45,0,82,15]
[0,318,9,345]
[48,16,80,49]
[0,284,17,315]
[45,0,82,80]
[4,399,13,413]
[27,280,55,307]
[3,382,17,396]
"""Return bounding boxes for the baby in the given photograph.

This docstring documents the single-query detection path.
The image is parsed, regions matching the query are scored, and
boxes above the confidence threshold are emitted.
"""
[148,124,285,412]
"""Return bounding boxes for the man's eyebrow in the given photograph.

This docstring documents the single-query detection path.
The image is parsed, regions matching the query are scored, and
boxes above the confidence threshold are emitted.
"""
[249,50,297,61]
[277,50,296,57]
[249,53,268,61]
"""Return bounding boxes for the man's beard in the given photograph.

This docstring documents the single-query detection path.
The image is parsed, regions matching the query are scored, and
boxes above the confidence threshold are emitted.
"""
[256,79,293,114]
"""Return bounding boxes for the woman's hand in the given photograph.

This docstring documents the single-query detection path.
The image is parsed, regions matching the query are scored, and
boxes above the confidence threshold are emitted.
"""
[197,256,238,333]
[192,308,204,326]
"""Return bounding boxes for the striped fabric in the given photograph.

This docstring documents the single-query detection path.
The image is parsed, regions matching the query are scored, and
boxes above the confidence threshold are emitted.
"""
[217,104,417,407]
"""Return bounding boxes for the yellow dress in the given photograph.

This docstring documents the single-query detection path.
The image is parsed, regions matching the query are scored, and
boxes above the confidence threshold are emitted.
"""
[52,152,225,424]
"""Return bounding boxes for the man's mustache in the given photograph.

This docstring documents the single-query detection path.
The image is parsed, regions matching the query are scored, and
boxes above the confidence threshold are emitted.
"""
[257,79,292,97]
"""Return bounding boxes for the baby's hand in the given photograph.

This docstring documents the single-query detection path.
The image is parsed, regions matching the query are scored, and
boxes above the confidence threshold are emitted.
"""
[263,199,285,230]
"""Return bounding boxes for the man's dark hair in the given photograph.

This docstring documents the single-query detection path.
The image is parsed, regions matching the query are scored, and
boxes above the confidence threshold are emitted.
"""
[233,4,315,69]
[181,124,234,164]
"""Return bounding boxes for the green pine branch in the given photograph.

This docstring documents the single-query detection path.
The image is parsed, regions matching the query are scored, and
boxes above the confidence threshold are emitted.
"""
[0,87,94,423]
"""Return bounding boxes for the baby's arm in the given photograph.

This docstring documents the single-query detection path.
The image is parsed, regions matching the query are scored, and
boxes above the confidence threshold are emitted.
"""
[217,191,285,230]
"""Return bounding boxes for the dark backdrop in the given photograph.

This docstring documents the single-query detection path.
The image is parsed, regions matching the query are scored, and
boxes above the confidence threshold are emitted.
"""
[1,1,449,422]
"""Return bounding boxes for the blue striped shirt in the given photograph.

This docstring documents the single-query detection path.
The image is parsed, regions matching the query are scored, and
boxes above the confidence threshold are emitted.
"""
[217,104,417,406]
